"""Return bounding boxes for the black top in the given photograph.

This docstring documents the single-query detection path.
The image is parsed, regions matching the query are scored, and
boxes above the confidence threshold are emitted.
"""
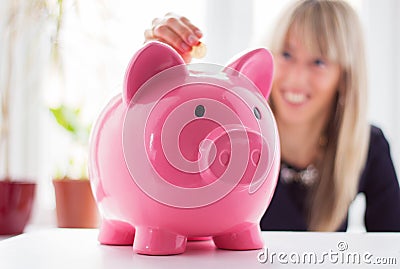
[260,125,400,232]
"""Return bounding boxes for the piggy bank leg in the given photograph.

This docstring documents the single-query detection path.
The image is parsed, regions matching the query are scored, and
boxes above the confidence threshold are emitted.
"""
[212,224,264,250]
[133,227,187,255]
[98,219,135,245]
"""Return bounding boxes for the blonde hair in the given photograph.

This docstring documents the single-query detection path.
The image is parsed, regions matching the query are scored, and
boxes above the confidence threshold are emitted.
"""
[268,0,370,231]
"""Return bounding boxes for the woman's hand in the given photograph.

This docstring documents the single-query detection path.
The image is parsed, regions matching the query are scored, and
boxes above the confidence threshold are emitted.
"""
[144,12,203,63]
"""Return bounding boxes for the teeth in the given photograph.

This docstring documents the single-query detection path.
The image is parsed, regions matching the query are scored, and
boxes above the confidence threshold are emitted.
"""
[284,92,307,104]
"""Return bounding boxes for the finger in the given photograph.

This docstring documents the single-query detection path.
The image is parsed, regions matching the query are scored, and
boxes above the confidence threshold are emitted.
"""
[152,24,191,53]
[163,16,199,46]
[144,17,162,42]
[181,52,192,64]
[151,17,161,27]
[180,16,203,38]
[144,35,192,63]
[163,12,202,36]
[144,28,155,41]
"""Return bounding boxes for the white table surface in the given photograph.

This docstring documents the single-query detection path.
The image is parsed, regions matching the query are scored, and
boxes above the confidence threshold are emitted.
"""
[0,228,399,269]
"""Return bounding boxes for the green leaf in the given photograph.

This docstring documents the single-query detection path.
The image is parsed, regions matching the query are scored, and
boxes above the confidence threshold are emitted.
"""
[49,105,91,145]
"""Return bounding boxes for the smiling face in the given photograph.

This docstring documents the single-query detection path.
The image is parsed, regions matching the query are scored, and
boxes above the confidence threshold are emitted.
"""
[271,29,341,127]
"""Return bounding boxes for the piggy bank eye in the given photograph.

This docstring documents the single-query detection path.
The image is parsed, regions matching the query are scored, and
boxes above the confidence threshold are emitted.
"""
[253,107,261,120]
[195,105,205,117]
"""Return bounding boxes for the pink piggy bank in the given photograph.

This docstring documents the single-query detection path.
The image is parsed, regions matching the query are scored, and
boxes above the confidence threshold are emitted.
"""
[89,41,280,255]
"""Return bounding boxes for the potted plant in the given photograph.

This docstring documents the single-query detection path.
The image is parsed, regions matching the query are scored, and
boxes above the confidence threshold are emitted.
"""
[0,84,36,235]
[50,105,98,228]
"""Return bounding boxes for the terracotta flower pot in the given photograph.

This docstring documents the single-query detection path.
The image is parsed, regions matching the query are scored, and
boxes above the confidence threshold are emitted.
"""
[53,178,99,228]
[0,180,36,235]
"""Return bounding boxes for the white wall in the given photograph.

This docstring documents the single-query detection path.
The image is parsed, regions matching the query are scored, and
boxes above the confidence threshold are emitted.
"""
[0,1,49,181]
[363,0,400,175]
[204,0,253,64]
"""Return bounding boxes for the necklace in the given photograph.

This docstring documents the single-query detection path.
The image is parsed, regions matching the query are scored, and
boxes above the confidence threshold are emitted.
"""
[280,162,319,186]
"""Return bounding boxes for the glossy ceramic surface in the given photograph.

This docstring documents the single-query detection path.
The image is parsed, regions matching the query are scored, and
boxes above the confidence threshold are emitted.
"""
[89,41,280,255]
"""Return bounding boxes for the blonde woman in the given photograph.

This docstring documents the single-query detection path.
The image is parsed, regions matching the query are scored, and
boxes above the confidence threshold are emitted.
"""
[144,0,400,231]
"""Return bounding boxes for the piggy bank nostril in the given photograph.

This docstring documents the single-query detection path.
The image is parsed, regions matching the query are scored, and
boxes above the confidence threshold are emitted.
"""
[251,149,261,166]
[219,150,230,166]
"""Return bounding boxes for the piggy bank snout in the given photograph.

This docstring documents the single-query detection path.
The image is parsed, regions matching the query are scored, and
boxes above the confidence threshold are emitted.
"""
[199,125,267,182]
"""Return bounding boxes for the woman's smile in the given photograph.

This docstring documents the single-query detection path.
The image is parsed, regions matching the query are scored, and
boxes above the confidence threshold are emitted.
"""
[282,90,309,106]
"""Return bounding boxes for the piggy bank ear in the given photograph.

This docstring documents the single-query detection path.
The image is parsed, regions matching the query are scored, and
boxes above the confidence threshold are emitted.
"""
[123,41,185,104]
[226,48,274,99]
